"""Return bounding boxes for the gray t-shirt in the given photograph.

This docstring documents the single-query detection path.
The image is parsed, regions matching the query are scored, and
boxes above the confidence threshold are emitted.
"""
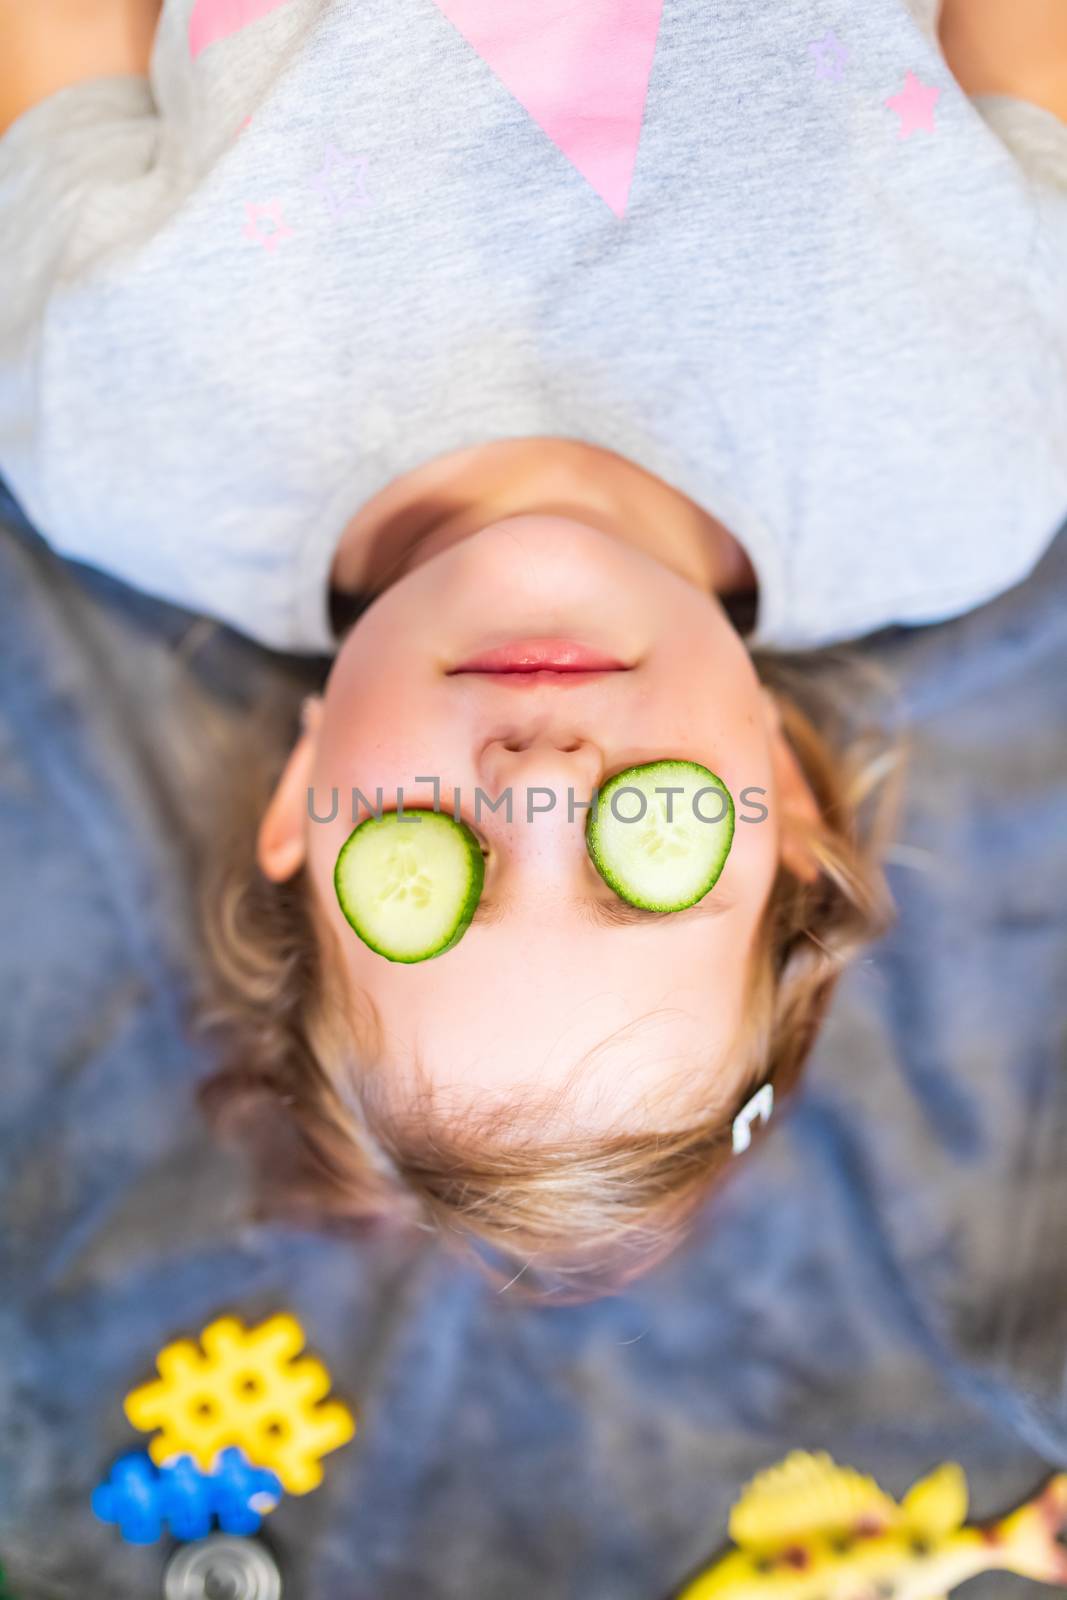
[1,0,1065,655]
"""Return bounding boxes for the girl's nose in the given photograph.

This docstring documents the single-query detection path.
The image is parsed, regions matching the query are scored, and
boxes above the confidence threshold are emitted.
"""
[476,734,604,832]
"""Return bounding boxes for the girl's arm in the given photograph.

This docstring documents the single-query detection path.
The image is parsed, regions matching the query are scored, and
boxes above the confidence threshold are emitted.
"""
[940,0,1067,124]
[0,0,162,136]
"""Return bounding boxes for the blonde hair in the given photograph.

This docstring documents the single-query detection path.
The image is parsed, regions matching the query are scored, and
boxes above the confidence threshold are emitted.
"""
[188,649,904,1304]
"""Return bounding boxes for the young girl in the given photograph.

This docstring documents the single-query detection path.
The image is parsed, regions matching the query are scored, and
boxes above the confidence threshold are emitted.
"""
[1,0,1064,1300]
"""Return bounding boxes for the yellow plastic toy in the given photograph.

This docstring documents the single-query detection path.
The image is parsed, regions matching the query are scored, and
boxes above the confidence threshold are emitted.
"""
[124,1313,356,1496]
[676,1449,1067,1599]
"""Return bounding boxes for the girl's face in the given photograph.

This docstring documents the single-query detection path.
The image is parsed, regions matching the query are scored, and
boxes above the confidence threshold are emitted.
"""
[259,515,818,1135]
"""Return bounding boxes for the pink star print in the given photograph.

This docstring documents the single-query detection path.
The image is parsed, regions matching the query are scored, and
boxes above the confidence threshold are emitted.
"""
[311,144,374,221]
[243,199,293,251]
[809,30,849,83]
[887,71,941,138]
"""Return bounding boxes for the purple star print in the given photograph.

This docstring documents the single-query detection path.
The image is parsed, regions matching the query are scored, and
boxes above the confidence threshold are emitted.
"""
[311,143,374,221]
[809,29,849,83]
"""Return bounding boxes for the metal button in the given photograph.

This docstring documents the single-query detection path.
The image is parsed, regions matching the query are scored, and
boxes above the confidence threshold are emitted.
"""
[163,1536,282,1600]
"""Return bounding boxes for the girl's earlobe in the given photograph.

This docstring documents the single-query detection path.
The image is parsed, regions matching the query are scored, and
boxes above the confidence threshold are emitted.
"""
[301,694,324,734]
[256,709,321,880]
[761,688,822,885]
[780,816,822,886]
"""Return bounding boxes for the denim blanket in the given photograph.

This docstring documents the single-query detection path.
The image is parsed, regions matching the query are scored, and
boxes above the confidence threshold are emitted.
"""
[1,485,1065,1600]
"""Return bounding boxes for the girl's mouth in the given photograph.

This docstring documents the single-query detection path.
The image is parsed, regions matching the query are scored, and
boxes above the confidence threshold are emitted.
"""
[448,638,630,673]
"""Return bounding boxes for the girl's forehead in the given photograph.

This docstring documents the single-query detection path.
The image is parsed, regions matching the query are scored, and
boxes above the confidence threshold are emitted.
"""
[339,930,750,1136]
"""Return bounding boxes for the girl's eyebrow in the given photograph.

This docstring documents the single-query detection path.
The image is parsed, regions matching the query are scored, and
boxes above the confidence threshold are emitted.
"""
[470,890,737,929]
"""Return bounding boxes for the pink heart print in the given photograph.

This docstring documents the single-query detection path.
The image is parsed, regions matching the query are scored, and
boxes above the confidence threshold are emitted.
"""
[188,0,298,60]
[430,0,665,217]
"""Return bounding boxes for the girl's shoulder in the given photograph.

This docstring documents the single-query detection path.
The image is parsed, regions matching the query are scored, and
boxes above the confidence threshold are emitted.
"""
[0,0,160,138]
[937,0,1067,127]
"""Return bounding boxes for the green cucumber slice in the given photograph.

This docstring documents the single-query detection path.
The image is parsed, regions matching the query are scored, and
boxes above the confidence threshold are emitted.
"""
[586,760,735,912]
[334,810,485,963]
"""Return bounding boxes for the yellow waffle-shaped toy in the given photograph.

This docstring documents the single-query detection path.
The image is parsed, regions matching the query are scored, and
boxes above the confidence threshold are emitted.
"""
[124,1313,356,1496]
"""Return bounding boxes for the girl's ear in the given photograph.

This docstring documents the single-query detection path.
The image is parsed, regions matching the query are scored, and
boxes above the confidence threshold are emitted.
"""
[256,696,324,881]
[760,688,822,885]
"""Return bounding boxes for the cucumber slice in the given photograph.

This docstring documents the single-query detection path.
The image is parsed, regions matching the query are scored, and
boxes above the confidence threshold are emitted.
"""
[586,760,734,912]
[334,810,485,963]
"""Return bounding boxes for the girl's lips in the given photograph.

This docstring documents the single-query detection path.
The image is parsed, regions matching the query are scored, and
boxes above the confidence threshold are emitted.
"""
[449,638,629,673]
[451,669,623,689]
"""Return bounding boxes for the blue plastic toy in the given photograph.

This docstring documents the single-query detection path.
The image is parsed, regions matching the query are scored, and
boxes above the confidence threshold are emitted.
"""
[92,1447,283,1544]
[210,1448,285,1536]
